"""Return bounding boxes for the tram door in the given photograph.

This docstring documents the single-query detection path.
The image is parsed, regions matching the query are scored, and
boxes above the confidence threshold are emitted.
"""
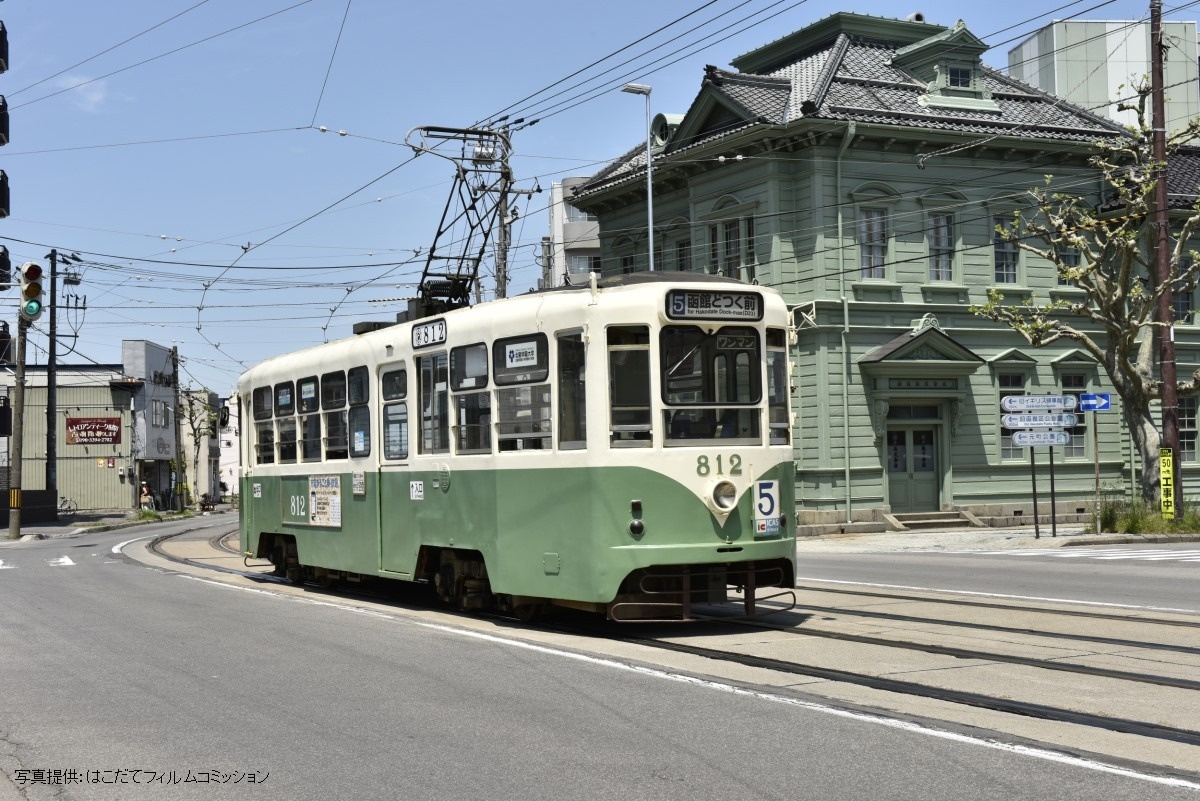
[886,428,939,513]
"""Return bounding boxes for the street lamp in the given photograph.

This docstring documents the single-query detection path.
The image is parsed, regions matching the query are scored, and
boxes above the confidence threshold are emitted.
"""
[621,82,654,272]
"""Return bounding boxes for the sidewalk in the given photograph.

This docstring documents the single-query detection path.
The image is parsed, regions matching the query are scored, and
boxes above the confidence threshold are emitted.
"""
[0,506,235,544]
[795,523,1200,552]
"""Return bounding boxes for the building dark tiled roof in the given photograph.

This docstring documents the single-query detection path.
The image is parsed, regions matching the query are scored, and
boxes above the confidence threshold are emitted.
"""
[578,13,1126,197]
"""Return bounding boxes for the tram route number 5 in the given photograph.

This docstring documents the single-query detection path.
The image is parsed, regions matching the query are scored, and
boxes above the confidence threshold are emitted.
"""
[754,480,782,538]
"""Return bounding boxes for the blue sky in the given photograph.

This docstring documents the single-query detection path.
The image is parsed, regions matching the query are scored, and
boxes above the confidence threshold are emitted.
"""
[0,0,1190,395]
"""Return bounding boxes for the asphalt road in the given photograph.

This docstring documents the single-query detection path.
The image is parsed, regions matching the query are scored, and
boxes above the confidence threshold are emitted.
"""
[795,543,1200,611]
[1,523,1198,800]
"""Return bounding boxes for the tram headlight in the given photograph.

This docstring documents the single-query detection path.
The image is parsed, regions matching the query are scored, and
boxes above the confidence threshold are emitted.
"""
[709,480,738,512]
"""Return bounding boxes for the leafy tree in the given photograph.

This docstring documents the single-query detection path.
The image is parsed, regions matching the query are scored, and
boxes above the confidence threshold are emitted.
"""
[972,84,1200,502]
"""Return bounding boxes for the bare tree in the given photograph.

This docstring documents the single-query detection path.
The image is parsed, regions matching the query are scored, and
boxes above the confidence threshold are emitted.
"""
[177,389,218,509]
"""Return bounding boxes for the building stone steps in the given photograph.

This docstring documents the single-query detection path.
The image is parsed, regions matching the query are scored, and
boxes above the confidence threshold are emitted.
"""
[884,510,985,531]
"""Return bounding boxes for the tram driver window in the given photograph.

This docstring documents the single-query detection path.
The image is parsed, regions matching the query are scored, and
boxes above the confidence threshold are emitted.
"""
[660,326,762,445]
[608,326,651,446]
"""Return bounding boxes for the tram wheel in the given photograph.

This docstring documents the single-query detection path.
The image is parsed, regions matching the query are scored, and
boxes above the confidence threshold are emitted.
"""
[513,603,543,623]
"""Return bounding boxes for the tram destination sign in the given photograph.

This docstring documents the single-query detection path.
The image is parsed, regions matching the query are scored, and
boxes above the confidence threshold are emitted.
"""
[666,289,763,321]
[1012,430,1071,447]
[1001,413,1078,429]
[1000,394,1078,412]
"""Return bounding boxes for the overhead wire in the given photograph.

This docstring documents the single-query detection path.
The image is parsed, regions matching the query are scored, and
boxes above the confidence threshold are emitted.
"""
[309,0,354,128]
[9,0,317,112]
[7,0,214,98]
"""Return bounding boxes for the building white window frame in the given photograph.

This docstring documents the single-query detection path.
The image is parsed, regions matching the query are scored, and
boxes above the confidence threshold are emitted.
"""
[1179,395,1197,463]
[850,183,900,283]
[918,190,967,285]
[992,214,1020,285]
[698,198,759,282]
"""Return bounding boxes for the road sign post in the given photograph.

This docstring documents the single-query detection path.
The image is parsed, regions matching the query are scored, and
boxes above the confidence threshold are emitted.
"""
[1079,393,1110,534]
[1003,396,1079,538]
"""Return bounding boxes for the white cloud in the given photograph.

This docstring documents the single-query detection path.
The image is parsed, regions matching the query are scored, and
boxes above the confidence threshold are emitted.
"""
[54,75,111,113]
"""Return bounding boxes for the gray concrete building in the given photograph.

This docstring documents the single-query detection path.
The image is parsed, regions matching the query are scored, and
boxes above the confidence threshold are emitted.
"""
[1008,19,1200,134]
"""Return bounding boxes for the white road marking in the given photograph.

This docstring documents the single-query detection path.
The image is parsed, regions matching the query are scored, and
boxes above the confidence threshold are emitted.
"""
[0,559,14,570]
[46,556,75,567]
[180,574,1200,791]
[111,535,155,554]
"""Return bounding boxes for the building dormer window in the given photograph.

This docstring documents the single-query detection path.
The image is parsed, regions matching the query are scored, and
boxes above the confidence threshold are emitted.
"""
[891,21,1000,112]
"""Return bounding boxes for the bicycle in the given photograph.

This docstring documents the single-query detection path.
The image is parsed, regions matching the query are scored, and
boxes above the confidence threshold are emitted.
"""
[58,497,78,517]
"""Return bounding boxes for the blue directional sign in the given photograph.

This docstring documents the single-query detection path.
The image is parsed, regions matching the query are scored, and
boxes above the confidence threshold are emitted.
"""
[1079,393,1111,412]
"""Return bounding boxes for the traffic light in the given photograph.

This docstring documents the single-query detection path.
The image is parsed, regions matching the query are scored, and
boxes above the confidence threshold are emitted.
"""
[19,261,43,322]
[0,245,8,289]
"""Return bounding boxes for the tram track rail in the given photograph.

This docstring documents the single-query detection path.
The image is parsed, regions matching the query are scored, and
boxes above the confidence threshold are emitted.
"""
[705,615,1200,691]
[795,582,1200,628]
[766,600,1200,657]
[147,531,1200,751]
[608,632,1200,748]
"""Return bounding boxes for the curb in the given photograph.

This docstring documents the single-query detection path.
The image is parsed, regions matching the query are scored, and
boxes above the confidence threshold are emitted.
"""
[1064,534,1200,546]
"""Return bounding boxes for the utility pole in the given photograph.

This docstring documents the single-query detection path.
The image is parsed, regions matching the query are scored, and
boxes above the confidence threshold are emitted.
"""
[172,345,186,511]
[496,170,511,299]
[6,318,27,539]
[44,249,80,514]
[1151,0,1182,517]
[46,249,57,507]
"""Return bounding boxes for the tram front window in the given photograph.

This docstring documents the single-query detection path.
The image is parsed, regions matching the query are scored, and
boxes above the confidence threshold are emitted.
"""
[662,325,762,444]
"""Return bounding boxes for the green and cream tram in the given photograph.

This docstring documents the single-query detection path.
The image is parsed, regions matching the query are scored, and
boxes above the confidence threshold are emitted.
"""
[238,272,796,621]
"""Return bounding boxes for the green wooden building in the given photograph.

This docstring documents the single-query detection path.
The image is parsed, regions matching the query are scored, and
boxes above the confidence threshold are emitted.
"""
[573,13,1198,530]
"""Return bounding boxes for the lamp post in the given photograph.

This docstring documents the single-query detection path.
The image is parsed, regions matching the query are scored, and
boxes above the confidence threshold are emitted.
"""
[621,82,654,272]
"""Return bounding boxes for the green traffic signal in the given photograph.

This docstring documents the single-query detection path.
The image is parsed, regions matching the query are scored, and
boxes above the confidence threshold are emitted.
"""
[18,262,44,322]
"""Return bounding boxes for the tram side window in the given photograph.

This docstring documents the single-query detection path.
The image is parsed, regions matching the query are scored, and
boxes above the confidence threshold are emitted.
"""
[766,329,790,445]
[322,370,349,460]
[608,326,651,446]
[382,367,408,461]
[348,365,370,457]
[451,343,490,454]
[557,331,586,450]
[494,334,551,451]
[275,381,297,464]
[297,376,322,462]
[418,353,450,454]
[252,386,275,465]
